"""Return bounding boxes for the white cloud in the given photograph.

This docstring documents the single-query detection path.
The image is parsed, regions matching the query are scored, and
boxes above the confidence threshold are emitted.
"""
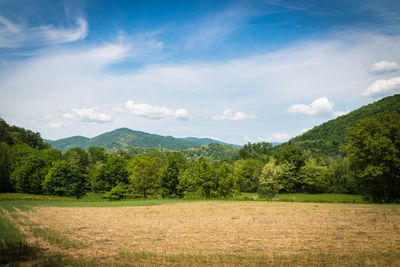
[244,136,252,143]
[124,101,188,120]
[63,108,112,123]
[0,16,87,47]
[362,76,400,97]
[213,109,256,121]
[257,133,291,142]
[369,60,400,75]
[2,31,400,142]
[288,97,346,117]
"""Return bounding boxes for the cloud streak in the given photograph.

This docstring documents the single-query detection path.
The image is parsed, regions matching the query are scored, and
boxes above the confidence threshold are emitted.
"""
[0,16,87,47]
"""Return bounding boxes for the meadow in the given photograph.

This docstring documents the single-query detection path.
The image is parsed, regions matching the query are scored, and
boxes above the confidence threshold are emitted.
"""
[1,193,400,266]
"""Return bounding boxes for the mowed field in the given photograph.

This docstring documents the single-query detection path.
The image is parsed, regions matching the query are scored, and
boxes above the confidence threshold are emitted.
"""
[4,201,400,266]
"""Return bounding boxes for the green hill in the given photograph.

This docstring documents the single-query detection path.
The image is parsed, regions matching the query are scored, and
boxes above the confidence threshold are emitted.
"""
[46,136,89,152]
[183,137,242,149]
[289,94,400,155]
[45,128,241,152]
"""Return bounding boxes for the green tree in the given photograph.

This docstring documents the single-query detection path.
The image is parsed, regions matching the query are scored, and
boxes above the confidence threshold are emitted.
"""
[344,111,400,202]
[64,147,90,189]
[11,148,61,194]
[93,156,129,192]
[178,158,217,198]
[239,142,273,159]
[88,146,108,164]
[160,152,186,198]
[43,160,86,198]
[128,155,161,199]
[103,183,130,200]
[258,158,285,199]
[298,157,329,193]
[216,163,238,197]
[326,157,357,194]
[0,142,12,192]
[234,158,263,192]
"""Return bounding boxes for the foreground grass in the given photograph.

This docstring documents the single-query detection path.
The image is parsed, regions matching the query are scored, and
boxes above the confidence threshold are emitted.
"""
[0,192,394,266]
[0,208,35,264]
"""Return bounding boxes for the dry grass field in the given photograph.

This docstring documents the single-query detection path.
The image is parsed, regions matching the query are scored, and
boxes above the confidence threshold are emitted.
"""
[10,201,400,266]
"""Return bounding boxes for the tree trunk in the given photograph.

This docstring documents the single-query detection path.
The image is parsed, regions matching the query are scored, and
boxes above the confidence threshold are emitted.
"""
[143,189,147,200]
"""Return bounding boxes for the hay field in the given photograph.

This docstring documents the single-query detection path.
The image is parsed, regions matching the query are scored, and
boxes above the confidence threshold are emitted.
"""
[17,201,400,265]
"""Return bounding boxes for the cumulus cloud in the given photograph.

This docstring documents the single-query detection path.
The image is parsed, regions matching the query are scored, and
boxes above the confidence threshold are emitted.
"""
[369,60,400,75]
[124,100,188,120]
[213,109,256,121]
[0,16,87,47]
[63,108,112,123]
[363,76,400,97]
[288,97,347,117]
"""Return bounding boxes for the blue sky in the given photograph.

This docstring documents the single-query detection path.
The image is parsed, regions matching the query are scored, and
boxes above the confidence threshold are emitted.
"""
[1,0,400,144]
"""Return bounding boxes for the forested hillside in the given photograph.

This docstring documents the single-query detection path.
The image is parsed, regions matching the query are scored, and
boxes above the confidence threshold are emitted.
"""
[115,143,239,161]
[46,128,240,152]
[289,94,400,155]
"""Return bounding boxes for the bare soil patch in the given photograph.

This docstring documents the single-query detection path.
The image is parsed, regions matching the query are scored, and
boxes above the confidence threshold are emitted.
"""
[22,201,400,262]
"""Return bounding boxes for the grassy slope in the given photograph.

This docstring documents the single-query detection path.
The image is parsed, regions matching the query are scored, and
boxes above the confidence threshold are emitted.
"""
[289,94,400,155]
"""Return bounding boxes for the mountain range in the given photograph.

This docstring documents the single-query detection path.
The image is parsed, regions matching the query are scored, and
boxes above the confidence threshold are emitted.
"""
[45,94,400,155]
[45,128,242,152]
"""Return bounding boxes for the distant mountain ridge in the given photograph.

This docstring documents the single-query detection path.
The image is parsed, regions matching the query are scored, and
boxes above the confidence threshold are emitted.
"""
[288,94,400,155]
[45,128,241,152]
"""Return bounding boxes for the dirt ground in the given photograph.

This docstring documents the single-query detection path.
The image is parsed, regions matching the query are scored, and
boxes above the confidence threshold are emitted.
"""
[22,201,400,261]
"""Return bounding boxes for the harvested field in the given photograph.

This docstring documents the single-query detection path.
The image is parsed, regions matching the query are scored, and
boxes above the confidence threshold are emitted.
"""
[18,201,400,265]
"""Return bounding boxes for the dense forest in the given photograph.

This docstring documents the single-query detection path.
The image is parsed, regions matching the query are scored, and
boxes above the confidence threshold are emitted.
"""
[1,95,399,202]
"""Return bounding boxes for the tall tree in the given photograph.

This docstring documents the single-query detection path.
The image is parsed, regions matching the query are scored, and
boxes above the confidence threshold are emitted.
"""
[11,148,61,194]
[128,155,161,199]
[0,142,12,192]
[43,160,86,198]
[258,158,286,198]
[160,152,186,198]
[93,156,129,192]
[216,163,238,197]
[345,111,400,202]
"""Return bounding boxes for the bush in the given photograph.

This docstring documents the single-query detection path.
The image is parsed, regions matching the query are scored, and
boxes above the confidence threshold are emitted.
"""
[43,160,86,199]
[103,183,131,200]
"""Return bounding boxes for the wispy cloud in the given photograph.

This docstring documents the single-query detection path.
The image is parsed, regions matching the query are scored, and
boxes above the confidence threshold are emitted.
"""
[213,109,256,121]
[184,6,254,50]
[369,60,400,75]
[363,76,400,97]
[63,108,112,123]
[288,97,348,117]
[0,16,87,47]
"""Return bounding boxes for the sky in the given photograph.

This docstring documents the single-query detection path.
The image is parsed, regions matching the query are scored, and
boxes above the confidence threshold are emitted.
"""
[1,0,400,145]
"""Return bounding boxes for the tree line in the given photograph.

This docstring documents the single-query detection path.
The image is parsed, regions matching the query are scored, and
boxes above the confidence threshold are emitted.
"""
[0,111,399,202]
